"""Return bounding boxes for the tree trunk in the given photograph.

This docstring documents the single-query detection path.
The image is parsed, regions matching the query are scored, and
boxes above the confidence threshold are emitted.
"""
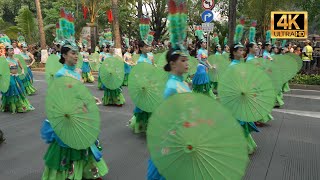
[138,0,143,18]
[228,0,237,47]
[112,0,122,57]
[35,0,48,63]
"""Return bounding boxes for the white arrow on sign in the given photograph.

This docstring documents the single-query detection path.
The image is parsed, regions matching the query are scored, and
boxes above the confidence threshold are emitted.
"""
[204,13,212,22]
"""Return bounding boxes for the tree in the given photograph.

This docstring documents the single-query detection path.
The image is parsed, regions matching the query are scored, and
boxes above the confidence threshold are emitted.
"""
[15,6,37,43]
[35,0,48,63]
[144,0,167,42]
[111,0,122,56]
[228,0,237,46]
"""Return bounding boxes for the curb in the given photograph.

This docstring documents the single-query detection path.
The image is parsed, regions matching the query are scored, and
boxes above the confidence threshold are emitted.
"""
[289,84,320,91]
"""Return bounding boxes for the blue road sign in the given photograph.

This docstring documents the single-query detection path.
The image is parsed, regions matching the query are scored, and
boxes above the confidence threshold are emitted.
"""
[201,10,214,23]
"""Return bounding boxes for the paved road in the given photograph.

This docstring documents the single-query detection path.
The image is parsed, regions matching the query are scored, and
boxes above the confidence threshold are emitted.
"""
[0,72,320,180]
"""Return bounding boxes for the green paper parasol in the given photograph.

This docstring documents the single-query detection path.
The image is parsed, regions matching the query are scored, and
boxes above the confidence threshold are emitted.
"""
[286,53,302,73]
[45,54,63,85]
[132,54,140,63]
[222,52,230,59]
[76,53,83,69]
[246,58,283,93]
[128,62,167,112]
[147,93,249,180]
[208,55,230,82]
[153,53,162,65]
[218,63,276,122]
[0,58,10,92]
[99,57,124,90]
[272,55,298,83]
[45,76,100,150]
[13,54,28,80]
[89,52,100,71]
[187,56,199,76]
[155,51,168,69]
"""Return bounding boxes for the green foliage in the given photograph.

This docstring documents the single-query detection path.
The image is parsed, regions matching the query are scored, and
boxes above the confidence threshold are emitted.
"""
[15,6,38,43]
[290,74,320,85]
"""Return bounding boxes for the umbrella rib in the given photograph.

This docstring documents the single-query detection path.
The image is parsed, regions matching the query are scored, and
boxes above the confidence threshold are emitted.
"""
[196,150,228,179]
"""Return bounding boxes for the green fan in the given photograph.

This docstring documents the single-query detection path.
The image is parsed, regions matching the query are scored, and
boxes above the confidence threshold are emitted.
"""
[153,53,162,65]
[89,52,100,71]
[272,55,298,83]
[132,54,140,63]
[222,52,230,59]
[147,93,249,180]
[218,63,276,122]
[13,54,28,80]
[76,53,83,69]
[155,51,168,68]
[128,62,167,112]
[246,58,283,93]
[0,58,10,92]
[286,53,302,73]
[45,76,100,150]
[45,55,63,85]
[99,57,124,90]
[187,56,199,76]
[207,55,230,83]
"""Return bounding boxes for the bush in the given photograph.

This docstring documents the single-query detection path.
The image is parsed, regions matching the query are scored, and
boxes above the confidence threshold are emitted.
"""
[290,74,320,85]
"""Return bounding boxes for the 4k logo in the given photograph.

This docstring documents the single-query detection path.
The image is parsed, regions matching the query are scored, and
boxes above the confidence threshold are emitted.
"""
[271,11,308,39]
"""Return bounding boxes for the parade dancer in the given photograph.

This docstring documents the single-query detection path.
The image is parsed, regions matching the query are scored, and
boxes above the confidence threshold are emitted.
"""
[192,39,215,98]
[41,9,108,180]
[1,44,35,113]
[246,21,273,125]
[20,43,37,95]
[229,18,259,154]
[98,44,112,90]
[123,40,134,86]
[81,40,95,83]
[147,1,190,178]
[214,33,222,55]
[129,16,155,134]
[222,36,229,54]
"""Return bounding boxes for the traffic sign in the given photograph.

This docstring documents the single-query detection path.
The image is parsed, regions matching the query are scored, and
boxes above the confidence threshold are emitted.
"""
[201,10,214,23]
[202,23,214,32]
[202,0,215,10]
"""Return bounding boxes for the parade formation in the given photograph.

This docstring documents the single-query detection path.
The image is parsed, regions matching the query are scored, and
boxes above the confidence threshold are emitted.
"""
[0,0,318,179]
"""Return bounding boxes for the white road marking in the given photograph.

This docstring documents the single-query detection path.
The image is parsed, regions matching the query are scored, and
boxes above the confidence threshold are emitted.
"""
[284,94,320,100]
[273,109,320,119]
[291,89,320,93]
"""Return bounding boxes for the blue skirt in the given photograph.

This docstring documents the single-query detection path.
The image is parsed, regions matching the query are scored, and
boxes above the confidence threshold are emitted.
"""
[2,75,25,96]
[82,62,91,73]
[192,72,210,85]
[147,159,165,180]
[124,63,131,74]
[24,67,33,82]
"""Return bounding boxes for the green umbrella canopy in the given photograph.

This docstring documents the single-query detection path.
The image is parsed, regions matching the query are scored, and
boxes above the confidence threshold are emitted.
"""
[147,93,248,180]
[208,54,230,83]
[285,53,302,73]
[155,51,168,69]
[132,54,140,63]
[76,53,83,69]
[272,55,298,83]
[13,54,28,80]
[128,62,167,112]
[218,63,276,122]
[45,76,100,150]
[246,58,283,93]
[99,57,124,90]
[45,54,63,85]
[187,56,199,76]
[0,57,10,92]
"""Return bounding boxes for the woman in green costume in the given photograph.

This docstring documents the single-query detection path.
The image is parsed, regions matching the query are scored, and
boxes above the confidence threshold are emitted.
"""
[41,9,108,180]
[20,43,37,95]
